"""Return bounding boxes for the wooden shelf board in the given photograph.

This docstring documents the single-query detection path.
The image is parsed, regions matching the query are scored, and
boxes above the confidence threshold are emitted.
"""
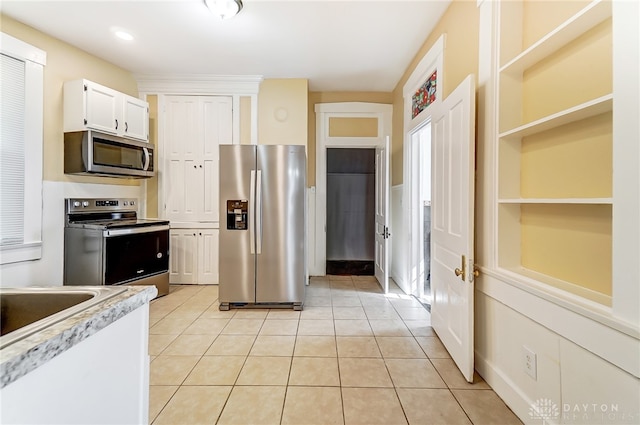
[498,94,612,140]
[499,0,611,74]
[500,266,612,306]
[498,198,613,205]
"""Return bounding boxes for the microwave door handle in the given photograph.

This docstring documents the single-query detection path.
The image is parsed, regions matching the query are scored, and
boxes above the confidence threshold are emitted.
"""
[142,147,151,171]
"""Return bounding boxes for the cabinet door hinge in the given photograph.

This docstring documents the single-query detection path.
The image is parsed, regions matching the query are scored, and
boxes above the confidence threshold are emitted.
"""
[83,84,87,91]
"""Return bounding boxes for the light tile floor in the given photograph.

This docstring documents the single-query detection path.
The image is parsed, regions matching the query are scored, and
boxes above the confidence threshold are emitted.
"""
[148,276,523,425]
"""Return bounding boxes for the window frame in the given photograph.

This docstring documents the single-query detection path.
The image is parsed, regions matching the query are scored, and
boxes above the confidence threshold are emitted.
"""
[0,32,46,265]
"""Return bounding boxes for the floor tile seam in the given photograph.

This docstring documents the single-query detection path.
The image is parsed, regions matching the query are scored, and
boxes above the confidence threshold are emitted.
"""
[370,332,428,363]
[390,383,412,425]
[177,352,206,387]
[285,383,343,388]
[449,386,488,425]
[149,314,196,333]
[337,354,384,360]
[427,357,464,391]
[339,386,409,425]
[149,384,180,424]
[148,332,181,357]
[337,352,394,388]
[173,299,217,311]
[210,384,234,425]
[231,349,260,388]
[161,328,219,357]
[228,384,291,388]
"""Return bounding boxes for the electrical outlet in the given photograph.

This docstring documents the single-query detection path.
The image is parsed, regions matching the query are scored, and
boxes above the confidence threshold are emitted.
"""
[523,346,537,380]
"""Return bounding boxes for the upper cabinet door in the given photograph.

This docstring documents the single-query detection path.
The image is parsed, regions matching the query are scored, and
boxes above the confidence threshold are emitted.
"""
[64,79,149,142]
[85,83,119,134]
[123,96,149,141]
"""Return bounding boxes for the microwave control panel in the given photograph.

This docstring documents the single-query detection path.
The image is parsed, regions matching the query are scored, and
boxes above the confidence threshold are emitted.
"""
[226,200,248,230]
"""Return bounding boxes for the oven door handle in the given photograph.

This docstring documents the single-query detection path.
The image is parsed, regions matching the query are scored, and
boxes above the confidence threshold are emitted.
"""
[104,224,170,237]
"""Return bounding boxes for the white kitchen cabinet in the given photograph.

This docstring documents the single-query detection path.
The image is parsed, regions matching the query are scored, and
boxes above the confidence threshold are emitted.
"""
[0,305,150,425]
[122,95,149,141]
[64,79,149,141]
[164,96,233,223]
[169,228,218,285]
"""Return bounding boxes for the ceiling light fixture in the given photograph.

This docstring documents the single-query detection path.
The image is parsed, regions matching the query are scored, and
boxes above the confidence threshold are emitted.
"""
[114,30,134,41]
[204,0,243,20]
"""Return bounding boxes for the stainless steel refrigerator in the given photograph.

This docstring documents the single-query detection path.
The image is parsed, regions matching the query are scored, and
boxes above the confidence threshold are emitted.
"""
[219,145,306,310]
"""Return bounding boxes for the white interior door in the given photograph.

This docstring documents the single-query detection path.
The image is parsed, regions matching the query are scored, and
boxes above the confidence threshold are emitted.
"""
[164,96,201,222]
[374,136,390,293]
[430,75,476,382]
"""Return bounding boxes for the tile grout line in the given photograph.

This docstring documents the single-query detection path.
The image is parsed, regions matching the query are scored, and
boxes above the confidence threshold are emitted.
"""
[150,279,444,425]
[149,287,215,424]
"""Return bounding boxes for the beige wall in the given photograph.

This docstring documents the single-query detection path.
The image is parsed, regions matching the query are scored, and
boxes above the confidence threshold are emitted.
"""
[391,0,479,185]
[522,19,612,123]
[307,91,393,186]
[258,79,308,146]
[328,117,379,138]
[146,95,159,217]
[239,96,252,145]
[1,14,141,185]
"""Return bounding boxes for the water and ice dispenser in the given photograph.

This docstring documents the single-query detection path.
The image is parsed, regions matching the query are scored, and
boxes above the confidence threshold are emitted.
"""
[226,200,248,230]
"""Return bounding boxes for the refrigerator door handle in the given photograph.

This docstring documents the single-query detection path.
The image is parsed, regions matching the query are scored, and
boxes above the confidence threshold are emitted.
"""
[249,169,256,254]
[256,169,263,254]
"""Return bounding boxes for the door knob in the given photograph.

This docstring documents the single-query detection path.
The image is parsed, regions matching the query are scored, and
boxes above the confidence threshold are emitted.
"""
[470,266,480,283]
[454,255,466,282]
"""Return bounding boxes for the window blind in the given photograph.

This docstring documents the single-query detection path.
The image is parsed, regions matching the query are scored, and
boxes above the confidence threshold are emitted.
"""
[0,53,26,246]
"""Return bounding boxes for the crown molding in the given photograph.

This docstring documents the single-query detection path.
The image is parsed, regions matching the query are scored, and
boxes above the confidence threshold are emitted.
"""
[134,74,263,95]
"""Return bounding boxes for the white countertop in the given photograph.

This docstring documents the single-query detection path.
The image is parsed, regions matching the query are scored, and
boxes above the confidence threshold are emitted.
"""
[0,285,157,388]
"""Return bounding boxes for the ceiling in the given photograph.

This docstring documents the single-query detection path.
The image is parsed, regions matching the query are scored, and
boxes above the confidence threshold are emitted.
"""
[0,0,451,92]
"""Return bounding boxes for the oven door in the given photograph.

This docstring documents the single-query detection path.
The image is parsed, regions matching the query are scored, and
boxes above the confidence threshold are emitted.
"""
[103,225,169,285]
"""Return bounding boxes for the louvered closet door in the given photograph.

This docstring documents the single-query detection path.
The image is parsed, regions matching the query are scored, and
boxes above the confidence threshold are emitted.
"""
[165,96,203,222]
[201,97,233,222]
[165,96,233,222]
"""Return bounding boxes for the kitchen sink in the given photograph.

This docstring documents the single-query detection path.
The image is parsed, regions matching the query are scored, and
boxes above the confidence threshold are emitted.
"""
[0,286,126,349]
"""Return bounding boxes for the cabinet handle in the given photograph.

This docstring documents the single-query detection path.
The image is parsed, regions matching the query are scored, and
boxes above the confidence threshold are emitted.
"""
[125,122,128,132]
[199,232,202,236]
[193,233,196,236]
[199,165,202,168]
[115,119,118,130]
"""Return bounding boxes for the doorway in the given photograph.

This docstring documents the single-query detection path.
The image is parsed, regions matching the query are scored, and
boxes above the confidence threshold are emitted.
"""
[326,148,376,275]
[409,122,432,306]
[313,102,392,292]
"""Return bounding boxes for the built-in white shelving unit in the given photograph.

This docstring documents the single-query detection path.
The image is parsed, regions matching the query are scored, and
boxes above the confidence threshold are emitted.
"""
[496,0,613,305]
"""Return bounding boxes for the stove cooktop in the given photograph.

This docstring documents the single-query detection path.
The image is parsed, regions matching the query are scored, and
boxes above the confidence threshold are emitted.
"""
[67,218,170,230]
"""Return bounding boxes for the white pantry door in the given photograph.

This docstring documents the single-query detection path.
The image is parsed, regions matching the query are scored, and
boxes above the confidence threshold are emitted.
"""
[430,75,476,382]
[374,136,391,293]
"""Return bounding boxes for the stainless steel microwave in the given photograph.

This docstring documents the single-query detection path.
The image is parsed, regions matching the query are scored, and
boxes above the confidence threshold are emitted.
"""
[64,130,154,178]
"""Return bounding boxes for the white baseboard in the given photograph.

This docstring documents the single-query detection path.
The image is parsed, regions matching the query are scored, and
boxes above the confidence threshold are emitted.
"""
[475,351,549,425]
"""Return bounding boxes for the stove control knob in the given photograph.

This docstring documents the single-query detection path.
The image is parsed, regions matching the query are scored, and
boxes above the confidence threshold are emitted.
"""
[73,201,80,207]
[130,201,135,206]
[82,201,89,207]
[123,201,128,206]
